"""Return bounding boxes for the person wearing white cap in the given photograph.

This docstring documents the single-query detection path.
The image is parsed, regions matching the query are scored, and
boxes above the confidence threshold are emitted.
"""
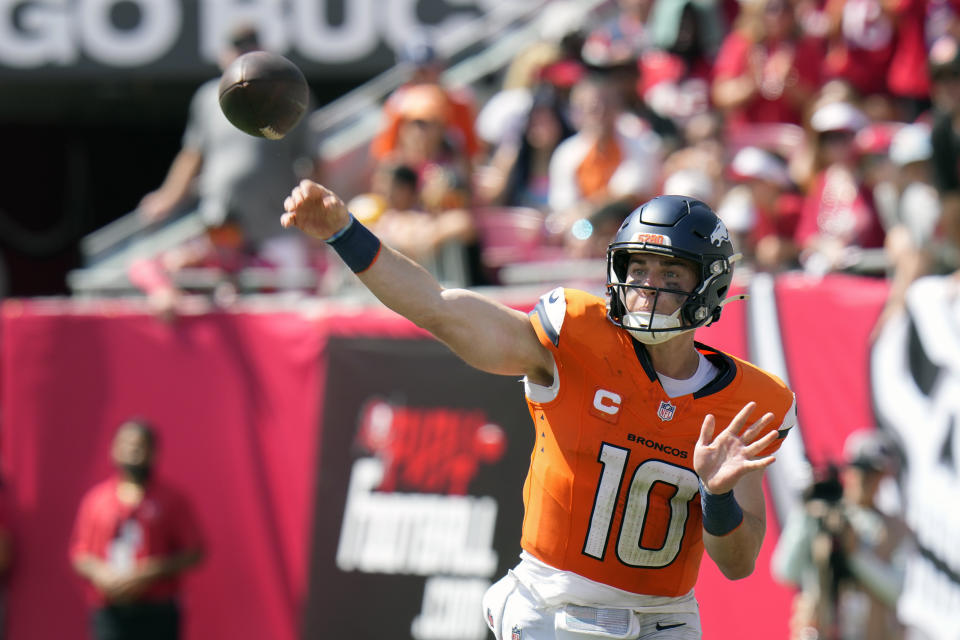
[718,146,802,272]
[809,102,870,136]
[795,101,887,276]
[889,124,938,247]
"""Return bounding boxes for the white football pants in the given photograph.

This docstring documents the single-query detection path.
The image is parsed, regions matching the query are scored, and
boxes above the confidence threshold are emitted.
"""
[482,572,702,640]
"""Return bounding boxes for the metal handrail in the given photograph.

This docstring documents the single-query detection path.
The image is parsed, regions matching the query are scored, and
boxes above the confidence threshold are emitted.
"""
[316,0,609,159]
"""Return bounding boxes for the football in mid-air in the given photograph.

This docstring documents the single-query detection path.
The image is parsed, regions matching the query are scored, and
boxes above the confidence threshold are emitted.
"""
[218,51,309,140]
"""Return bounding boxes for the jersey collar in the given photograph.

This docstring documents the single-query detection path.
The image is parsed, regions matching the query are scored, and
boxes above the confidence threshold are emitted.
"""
[631,339,736,398]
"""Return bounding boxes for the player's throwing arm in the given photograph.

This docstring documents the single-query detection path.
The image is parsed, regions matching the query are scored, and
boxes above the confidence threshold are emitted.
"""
[281,181,553,382]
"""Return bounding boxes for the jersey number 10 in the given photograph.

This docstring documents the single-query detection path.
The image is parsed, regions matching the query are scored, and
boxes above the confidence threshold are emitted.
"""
[583,443,699,568]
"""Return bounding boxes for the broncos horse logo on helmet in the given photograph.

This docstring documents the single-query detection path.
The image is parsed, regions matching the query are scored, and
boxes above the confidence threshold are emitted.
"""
[607,195,740,345]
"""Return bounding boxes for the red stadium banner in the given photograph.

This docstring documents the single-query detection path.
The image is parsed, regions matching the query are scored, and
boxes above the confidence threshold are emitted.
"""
[0,274,892,640]
[774,272,891,467]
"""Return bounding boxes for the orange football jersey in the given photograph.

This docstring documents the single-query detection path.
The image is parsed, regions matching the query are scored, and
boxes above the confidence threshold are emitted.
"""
[521,287,796,596]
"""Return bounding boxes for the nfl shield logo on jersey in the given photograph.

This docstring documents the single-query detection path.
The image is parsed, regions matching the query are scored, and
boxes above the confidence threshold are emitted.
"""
[657,400,676,422]
[512,625,522,640]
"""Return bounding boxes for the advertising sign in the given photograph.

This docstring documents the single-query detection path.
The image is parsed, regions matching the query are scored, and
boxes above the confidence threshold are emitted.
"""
[304,336,534,639]
[0,0,511,80]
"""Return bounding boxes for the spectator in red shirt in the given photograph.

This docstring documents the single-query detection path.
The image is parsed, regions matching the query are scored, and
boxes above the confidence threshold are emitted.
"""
[712,0,823,135]
[70,419,204,640]
[885,0,931,119]
[720,146,803,272]
[821,0,895,98]
[639,0,724,134]
[796,101,887,275]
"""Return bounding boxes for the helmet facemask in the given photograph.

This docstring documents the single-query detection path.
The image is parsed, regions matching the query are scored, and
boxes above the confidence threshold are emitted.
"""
[619,283,696,345]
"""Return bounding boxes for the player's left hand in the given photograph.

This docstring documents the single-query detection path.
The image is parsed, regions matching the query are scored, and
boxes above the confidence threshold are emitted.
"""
[694,401,779,494]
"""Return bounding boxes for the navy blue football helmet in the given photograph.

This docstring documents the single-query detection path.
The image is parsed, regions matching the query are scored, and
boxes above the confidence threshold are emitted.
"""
[606,195,738,344]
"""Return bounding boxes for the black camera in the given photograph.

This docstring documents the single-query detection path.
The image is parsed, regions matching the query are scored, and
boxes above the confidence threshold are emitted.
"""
[804,464,844,504]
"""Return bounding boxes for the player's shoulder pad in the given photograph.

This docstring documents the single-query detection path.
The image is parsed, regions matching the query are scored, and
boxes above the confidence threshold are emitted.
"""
[533,286,567,347]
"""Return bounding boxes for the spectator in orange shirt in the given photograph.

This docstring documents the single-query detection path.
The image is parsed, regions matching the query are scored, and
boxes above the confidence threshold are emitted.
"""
[370,38,479,164]
[380,83,472,212]
[548,74,662,221]
[372,85,483,286]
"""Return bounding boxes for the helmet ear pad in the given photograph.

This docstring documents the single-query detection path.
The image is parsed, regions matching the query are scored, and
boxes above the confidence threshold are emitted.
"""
[680,265,731,327]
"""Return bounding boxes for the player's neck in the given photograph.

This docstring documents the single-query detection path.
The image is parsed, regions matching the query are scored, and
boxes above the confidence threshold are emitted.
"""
[646,333,699,380]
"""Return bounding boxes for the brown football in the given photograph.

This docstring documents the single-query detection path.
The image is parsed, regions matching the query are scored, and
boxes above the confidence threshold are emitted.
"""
[218,51,309,140]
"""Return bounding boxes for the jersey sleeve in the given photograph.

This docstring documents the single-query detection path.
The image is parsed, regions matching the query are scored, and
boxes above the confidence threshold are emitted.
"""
[529,287,598,350]
[761,385,798,456]
[728,357,798,456]
[527,288,601,403]
[530,286,568,349]
[777,392,798,440]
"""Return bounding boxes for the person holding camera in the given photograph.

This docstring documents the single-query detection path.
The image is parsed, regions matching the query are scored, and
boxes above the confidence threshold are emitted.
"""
[772,429,912,640]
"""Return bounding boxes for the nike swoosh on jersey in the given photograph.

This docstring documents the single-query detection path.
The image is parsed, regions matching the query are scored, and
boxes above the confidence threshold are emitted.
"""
[655,621,686,630]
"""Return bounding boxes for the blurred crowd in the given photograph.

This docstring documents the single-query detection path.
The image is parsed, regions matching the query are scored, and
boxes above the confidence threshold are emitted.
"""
[125,0,960,335]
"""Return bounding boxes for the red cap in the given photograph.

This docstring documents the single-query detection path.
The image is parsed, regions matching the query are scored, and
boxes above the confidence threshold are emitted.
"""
[538,60,586,89]
[854,122,904,155]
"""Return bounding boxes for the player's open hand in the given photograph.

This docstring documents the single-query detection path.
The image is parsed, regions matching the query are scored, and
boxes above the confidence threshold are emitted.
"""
[281,180,351,241]
[694,401,779,495]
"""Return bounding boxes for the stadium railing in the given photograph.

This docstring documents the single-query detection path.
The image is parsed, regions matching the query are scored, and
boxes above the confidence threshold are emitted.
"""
[67,0,609,298]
